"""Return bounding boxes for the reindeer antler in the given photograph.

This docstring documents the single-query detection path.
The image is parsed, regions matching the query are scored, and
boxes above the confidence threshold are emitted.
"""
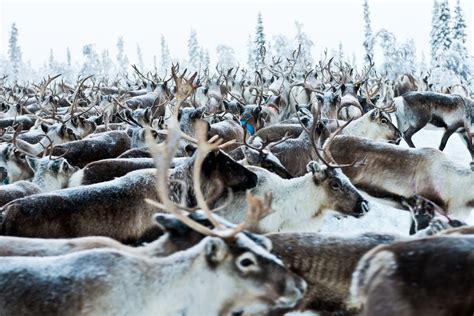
[145,117,272,239]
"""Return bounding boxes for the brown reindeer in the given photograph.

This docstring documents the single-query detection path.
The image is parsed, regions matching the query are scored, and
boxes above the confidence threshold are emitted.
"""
[325,135,474,218]
[351,236,474,316]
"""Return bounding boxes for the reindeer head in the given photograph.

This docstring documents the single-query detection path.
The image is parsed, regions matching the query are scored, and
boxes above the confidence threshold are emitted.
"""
[0,143,32,184]
[243,136,292,179]
[240,104,267,135]
[354,109,402,143]
[40,123,81,144]
[185,145,258,193]
[26,156,78,192]
[67,116,96,138]
[307,161,369,218]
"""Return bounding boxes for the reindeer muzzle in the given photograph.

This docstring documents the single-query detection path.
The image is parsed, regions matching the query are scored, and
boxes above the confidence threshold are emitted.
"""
[353,199,370,218]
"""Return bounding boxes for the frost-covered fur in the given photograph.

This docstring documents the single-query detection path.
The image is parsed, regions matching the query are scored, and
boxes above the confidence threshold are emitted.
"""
[328,135,474,218]
[217,162,368,233]
[26,156,78,192]
[0,234,306,316]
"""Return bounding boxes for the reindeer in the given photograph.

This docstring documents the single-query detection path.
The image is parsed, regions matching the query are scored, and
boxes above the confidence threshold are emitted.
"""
[68,158,155,187]
[351,236,474,316]
[271,107,401,177]
[0,227,306,315]
[325,135,474,218]
[240,133,293,179]
[393,73,419,97]
[327,57,373,120]
[0,210,270,257]
[49,130,132,168]
[0,124,257,243]
[215,117,369,233]
[393,91,474,169]
[253,123,303,143]
[0,142,33,184]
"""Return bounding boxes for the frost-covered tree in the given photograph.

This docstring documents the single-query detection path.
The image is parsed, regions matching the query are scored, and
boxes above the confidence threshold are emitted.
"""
[254,12,266,71]
[81,44,101,76]
[48,49,55,70]
[201,48,210,71]
[246,35,255,72]
[337,42,345,63]
[8,23,22,78]
[272,34,292,60]
[160,35,171,73]
[419,51,429,75]
[430,0,470,82]
[294,21,313,71]
[47,49,63,76]
[430,0,441,61]
[438,0,452,51]
[362,0,374,62]
[452,0,467,42]
[375,30,417,79]
[188,29,201,69]
[216,45,237,69]
[136,43,144,70]
[62,47,75,82]
[431,0,452,68]
[116,37,129,73]
[101,49,113,77]
[450,0,470,80]
[66,47,72,66]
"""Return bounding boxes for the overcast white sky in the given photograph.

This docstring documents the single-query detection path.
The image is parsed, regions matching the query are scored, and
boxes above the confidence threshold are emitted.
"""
[0,0,472,68]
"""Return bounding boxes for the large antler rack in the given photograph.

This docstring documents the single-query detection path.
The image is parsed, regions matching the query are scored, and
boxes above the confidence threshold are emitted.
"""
[171,63,200,112]
[145,117,273,239]
[297,107,353,169]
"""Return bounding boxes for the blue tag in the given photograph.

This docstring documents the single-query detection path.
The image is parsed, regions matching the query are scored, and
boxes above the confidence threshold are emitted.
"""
[240,119,255,136]
[246,124,255,136]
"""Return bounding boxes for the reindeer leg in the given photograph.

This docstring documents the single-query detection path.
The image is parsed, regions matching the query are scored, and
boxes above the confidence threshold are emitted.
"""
[458,130,474,170]
[438,125,460,151]
[403,126,422,148]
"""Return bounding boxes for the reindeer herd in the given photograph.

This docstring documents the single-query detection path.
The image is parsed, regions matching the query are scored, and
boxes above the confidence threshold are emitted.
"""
[0,50,473,315]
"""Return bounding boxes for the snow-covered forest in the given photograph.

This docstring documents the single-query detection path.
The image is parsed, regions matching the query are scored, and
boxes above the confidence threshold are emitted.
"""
[2,0,472,90]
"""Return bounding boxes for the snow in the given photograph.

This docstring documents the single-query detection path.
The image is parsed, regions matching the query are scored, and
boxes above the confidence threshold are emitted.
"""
[320,127,474,237]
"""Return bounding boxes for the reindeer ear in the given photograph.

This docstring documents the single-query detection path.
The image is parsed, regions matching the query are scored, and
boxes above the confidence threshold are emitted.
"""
[223,100,230,111]
[340,84,346,95]
[66,128,75,137]
[315,121,327,135]
[205,237,228,265]
[26,156,39,172]
[274,95,281,105]
[307,161,328,184]
[40,123,49,134]
[253,106,262,116]
[153,213,188,235]
[371,109,382,120]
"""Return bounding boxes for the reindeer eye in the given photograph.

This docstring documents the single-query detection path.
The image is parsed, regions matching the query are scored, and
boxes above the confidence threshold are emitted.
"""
[237,253,259,272]
[240,258,254,267]
[330,180,340,190]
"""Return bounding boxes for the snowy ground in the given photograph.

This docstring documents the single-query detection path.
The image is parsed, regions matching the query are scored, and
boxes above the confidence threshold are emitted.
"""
[320,127,474,237]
